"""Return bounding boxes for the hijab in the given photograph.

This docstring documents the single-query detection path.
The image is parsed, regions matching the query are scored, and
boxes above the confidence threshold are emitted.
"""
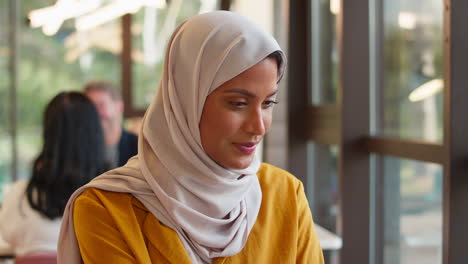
[58,10,286,264]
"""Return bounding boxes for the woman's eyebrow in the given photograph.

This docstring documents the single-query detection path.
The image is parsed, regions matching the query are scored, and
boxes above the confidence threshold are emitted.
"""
[223,88,278,98]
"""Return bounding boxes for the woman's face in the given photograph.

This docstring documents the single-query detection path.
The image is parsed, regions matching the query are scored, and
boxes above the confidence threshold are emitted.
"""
[199,57,278,170]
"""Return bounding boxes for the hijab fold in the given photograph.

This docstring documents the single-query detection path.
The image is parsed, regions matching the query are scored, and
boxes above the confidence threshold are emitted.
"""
[58,11,286,264]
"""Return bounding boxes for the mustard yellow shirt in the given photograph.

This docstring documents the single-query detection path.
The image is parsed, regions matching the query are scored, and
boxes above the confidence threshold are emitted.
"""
[73,163,324,263]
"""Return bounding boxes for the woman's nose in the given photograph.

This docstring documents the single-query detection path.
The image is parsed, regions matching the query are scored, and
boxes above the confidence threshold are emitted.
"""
[243,108,266,136]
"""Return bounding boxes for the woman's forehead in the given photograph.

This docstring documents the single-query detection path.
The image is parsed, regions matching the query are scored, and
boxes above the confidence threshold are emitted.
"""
[213,57,278,89]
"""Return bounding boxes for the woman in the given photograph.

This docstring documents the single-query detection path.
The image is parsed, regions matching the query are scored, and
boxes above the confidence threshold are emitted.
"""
[58,11,324,263]
[0,92,107,258]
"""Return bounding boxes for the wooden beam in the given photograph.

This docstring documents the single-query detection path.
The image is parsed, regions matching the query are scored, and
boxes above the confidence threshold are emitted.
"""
[307,105,339,145]
[366,137,444,164]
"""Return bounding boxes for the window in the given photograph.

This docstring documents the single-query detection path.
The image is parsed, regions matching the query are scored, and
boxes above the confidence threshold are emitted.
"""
[381,0,443,142]
[310,0,339,104]
[287,0,468,263]
[378,156,442,264]
[0,0,11,200]
[0,0,225,201]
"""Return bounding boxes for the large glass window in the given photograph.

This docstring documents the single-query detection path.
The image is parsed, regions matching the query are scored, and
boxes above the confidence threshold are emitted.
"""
[308,143,339,232]
[307,143,340,263]
[1,1,223,199]
[0,0,11,201]
[0,0,129,199]
[303,0,465,262]
[381,0,443,142]
[15,1,122,182]
[310,0,339,104]
[379,156,442,264]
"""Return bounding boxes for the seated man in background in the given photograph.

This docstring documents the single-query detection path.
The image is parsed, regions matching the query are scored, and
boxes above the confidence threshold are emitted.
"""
[84,81,138,168]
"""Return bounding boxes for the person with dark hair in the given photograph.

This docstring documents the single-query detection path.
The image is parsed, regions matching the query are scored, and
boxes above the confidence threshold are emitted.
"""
[59,11,324,263]
[83,81,138,168]
[0,91,107,258]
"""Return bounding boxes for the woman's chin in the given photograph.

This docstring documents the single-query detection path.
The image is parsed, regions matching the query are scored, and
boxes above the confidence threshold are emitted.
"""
[224,157,254,170]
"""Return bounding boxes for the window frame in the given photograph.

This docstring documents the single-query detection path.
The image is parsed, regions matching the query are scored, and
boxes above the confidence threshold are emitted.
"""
[288,0,468,263]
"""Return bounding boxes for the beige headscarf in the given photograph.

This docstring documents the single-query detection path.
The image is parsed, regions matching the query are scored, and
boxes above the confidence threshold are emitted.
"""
[58,11,286,264]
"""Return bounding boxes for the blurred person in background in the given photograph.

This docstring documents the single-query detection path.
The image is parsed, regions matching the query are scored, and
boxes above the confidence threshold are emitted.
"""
[0,92,108,259]
[84,81,138,168]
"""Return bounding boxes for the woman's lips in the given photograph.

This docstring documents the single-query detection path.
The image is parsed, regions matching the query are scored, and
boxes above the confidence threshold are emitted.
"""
[234,142,257,154]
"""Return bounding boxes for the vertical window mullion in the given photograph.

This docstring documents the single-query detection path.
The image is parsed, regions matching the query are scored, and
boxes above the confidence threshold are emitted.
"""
[287,0,310,184]
[121,14,133,118]
[369,0,385,262]
[9,0,19,182]
[338,0,371,263]
[443,0,468,263]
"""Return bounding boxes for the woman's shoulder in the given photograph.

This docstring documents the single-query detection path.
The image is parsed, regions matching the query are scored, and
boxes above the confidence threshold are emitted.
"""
[0,180,27,221]
[257,163,304,192]
[1,180,28,208]
[77,187,132,200]
[3,179,28,197]
[257,163,303,200]
[75,188,148,213]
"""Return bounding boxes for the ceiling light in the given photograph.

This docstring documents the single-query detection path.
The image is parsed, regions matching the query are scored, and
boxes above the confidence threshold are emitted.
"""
[398,12,416,30]
[75,0,165,32]
[29,0,100,35]
[408,78,443,102]
[330,0,340,15]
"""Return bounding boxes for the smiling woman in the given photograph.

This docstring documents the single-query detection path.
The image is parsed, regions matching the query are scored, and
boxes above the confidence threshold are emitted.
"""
[58,11,324,264]
[200,57,279,170]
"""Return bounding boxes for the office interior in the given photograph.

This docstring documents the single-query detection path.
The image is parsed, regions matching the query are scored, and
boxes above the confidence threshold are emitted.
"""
[1,0,467,263]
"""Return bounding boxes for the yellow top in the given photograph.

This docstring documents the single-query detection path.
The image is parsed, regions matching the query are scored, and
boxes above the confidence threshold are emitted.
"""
[73,163,324,263]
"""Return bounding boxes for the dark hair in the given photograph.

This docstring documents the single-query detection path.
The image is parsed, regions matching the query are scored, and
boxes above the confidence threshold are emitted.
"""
[26,92,108,219]
[268,50,285,80]
[84,80,121,100]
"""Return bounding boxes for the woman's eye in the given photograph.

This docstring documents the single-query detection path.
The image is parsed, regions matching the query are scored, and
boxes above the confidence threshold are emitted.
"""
[229,101,248,107]
[263,100,279,108]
